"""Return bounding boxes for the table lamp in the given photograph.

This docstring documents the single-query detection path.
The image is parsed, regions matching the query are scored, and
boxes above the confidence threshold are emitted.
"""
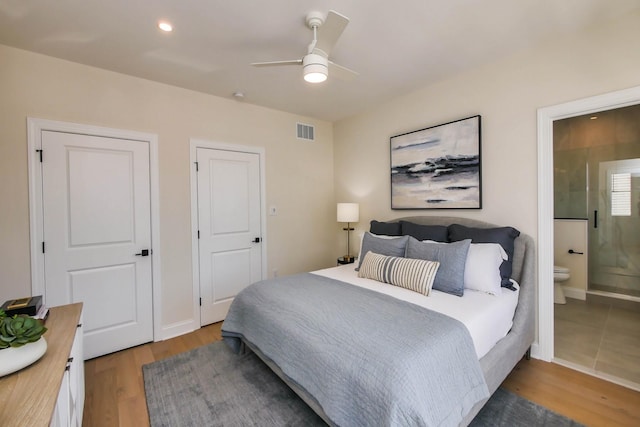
[337,203,359,262]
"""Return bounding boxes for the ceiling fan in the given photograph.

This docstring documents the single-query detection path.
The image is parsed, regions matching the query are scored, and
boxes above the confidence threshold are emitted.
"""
[252,10,358,83]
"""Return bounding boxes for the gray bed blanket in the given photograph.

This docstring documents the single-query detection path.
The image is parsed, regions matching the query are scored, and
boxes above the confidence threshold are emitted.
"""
[222,273,489,427]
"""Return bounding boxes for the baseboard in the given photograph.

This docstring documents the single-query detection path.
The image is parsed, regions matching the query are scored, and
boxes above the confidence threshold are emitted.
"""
[530,342,544,361]
[562,286,585,300]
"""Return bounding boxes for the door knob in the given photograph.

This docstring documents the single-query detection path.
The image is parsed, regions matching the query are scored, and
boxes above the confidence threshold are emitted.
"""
[135,249,150,256]
[252,238,261,243]
[568,249,584,255]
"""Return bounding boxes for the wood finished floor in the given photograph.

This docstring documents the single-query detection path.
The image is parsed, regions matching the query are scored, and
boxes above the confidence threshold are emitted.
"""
[83,322,640,427]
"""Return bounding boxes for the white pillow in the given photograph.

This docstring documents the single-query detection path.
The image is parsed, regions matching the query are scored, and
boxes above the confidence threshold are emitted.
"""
[463,243,507,295]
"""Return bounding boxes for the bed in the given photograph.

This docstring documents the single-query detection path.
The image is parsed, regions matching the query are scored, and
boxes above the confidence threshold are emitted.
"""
[221,216,535,426]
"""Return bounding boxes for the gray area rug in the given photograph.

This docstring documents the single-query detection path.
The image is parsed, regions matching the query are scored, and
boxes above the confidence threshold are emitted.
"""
[143,341,583,427]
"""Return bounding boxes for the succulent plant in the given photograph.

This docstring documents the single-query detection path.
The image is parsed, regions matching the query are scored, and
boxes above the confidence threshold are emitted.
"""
[0,314,47,349]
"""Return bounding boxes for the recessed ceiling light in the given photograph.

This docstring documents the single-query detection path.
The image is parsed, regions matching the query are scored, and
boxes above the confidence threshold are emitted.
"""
[158,21,173,32]
[590,116,598,120]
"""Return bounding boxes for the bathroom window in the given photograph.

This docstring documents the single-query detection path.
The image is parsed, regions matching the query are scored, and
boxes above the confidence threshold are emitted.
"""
[610,172,631,216]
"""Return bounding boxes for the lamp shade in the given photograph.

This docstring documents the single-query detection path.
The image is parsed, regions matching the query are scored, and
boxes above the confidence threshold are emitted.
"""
[337,203,359,223]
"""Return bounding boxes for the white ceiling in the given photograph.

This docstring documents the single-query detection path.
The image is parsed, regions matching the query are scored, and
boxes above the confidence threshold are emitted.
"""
[1,0,638,122]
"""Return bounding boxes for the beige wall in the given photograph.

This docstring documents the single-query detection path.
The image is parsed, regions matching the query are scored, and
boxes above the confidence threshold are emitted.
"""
[0,45,335,330]
[334,11,640,244]
[2,10,640,339]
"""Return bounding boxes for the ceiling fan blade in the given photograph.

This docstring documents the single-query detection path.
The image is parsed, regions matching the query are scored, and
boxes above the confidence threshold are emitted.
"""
[252,59,303,67]
[315,10,349,56]
[328,60,358,81]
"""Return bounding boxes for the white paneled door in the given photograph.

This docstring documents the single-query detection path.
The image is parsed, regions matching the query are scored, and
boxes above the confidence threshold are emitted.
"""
[41,131,153,359]
[196,148,263,325]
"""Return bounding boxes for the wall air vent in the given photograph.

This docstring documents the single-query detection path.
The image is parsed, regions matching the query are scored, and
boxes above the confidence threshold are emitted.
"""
[296,123,315,141]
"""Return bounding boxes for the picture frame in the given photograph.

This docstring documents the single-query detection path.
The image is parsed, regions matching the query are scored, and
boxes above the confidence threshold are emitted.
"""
[390,115,482,209]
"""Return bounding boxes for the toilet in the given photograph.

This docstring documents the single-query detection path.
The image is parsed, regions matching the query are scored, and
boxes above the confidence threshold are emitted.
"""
[553,266,570,304]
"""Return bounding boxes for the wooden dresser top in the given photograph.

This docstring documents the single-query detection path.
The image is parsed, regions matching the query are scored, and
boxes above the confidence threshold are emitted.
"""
[0,303,82,427]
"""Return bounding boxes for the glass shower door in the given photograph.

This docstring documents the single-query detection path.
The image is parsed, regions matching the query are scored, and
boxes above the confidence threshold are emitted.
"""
[592,159,640,297]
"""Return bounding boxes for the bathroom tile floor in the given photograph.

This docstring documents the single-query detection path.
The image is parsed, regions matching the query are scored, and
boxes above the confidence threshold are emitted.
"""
[554,297,640,388]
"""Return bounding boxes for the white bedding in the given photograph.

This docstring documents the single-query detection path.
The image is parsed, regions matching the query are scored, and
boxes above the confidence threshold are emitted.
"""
[312,264,519,359]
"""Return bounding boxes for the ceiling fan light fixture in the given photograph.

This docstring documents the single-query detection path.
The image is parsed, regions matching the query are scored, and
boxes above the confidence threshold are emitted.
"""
[303,54,328,83]
[158,21,173,32]
[304,67,327,83]
[251,11,356,84]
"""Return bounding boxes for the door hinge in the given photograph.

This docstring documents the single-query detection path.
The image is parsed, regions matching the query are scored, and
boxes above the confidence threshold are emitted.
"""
[199,297,202,306]
[197,230,200,239]
[194,161,199,172]
[36,149,43,162]
[42,242,45,253]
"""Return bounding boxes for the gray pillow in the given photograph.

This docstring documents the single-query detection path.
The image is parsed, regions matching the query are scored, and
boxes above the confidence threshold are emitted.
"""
[406,237,471,297]
[401,221,448,242]
[356,233,409,271]
[370,220,402,236]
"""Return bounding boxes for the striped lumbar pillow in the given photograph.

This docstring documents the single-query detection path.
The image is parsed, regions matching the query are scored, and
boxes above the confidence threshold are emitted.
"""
[357,251,440,296]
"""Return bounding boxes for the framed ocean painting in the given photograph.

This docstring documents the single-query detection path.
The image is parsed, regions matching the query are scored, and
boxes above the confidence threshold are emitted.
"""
[390,115,482,209]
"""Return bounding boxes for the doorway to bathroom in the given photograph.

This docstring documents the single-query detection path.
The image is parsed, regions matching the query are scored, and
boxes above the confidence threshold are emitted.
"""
[554,105,640,301]
[552,103,640,390]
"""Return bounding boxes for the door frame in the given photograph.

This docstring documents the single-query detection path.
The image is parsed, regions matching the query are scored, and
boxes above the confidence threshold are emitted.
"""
[27,118,163,341]
[536,85,640,361]
[189,139,267,326]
